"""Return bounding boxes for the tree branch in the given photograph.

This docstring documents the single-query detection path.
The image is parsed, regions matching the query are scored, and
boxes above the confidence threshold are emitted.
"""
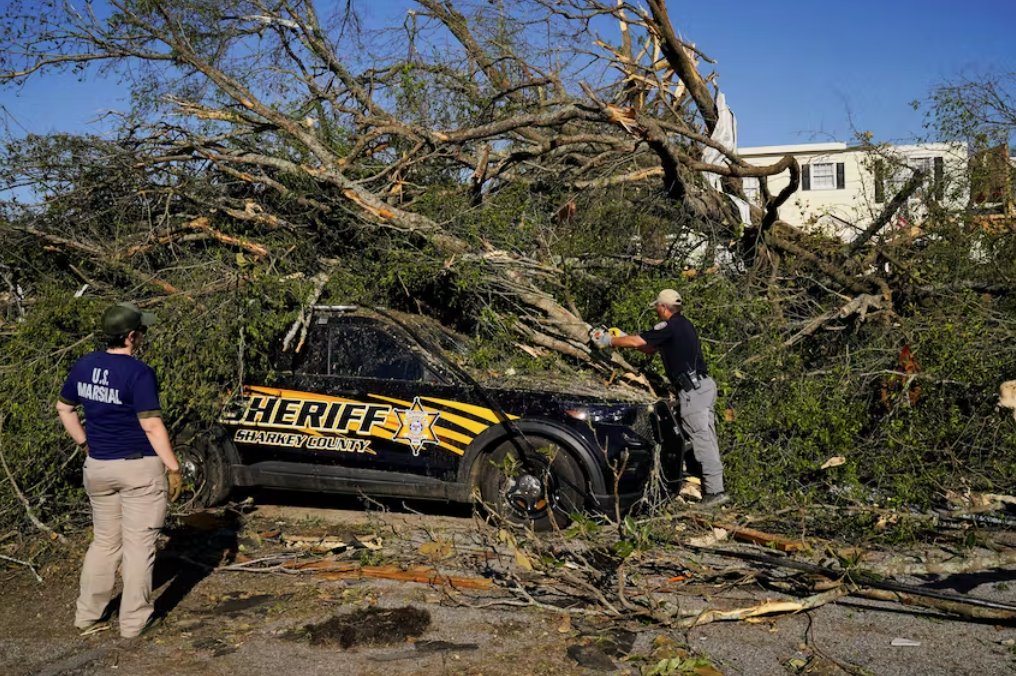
[846,170,925,258]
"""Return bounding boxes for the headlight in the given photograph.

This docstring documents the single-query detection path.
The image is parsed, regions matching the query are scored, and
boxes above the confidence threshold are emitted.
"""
[565,406,634,425]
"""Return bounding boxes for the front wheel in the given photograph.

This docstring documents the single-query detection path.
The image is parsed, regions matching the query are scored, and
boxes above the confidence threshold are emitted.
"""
[477,435,587,531]
[174,426,231,509]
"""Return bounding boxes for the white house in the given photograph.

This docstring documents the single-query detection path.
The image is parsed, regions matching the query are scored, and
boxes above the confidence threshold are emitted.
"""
[737,142,968,240]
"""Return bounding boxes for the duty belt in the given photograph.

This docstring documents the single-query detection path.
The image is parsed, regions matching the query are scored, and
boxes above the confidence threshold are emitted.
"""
[676,370,707,393]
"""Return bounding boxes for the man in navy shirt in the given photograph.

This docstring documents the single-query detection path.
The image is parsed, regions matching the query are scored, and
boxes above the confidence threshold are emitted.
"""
[57,302,183,637]
[594,289,728,508]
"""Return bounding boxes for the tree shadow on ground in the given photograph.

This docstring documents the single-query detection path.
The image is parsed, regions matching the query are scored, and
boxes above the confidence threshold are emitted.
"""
[920,568,1016,594]
[249,488,475,520]
[151,509,241,620]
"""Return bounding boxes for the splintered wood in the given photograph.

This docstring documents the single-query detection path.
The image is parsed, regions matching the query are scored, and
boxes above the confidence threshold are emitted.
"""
[680,588,850,628]
[282,558,493,591]
[686,515,809,552]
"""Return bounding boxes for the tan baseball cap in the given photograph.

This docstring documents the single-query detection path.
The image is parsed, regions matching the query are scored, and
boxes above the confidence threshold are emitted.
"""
[648,289,682,308]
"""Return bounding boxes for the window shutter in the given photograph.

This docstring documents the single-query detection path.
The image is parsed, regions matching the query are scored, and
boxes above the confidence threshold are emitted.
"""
[933,156,945,201]
[802,164,811,191]
[836,162,845,189]
[874,160,885,203]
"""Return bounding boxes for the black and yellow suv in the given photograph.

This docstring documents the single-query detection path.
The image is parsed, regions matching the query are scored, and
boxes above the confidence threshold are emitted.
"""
[183,306,684,530]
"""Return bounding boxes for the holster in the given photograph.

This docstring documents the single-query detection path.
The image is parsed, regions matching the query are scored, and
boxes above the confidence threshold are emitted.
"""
[676,370,702,393]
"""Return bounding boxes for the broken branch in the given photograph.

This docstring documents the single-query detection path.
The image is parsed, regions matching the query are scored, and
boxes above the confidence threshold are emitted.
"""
[679,587,849,628]
[846,170,926,258]
[0,415,68,545]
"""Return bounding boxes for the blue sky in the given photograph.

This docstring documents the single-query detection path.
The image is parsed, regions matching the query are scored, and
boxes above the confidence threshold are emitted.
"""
[1,1,1013,147]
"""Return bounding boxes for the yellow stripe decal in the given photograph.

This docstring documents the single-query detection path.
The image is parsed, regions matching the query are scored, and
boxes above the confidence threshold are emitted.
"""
[369,394,491,434]
[368,394,414,407]
[432,412,485,435]
[438,442,465,456]
[420,397,519,423]
[431,413,487,435]
[432,426,472,445]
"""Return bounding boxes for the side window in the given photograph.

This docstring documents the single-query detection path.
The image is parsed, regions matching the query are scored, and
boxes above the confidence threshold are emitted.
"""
[329,323,428,381]
[290,322,330,375]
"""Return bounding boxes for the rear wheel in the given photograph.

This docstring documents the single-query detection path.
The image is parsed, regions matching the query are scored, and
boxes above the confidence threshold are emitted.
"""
[174,426,231,508]
[477,435,587,531]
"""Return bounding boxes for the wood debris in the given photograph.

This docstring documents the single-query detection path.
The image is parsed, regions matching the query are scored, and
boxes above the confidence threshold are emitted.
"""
[867,549,1016,577]
[820,456,846,470]
[679,587,850,628]
[686,515,809,552]
[855,587,1016,622]
[281,534,349,552]
[999,380,1016,419]
[945,489,1016,512]
[687,527,729,548]
[228,555,494,590]
[314,564,493,590]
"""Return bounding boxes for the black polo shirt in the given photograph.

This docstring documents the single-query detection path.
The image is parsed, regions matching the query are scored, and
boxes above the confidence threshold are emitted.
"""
[639,315,708,388]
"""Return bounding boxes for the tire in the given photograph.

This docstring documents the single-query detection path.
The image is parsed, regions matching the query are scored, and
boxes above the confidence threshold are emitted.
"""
[477,434,587,531]
[174,426,231,508]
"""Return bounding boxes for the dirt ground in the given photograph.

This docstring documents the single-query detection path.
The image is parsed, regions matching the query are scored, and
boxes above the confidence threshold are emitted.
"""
[1,495,1015,676]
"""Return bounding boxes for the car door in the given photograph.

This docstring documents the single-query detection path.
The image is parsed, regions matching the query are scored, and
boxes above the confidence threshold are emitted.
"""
[320,316,467,481]
[225,317,344,469]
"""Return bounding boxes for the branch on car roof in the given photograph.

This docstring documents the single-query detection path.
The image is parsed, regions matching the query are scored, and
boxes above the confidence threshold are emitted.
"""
[283,263,336,353]
[512,322,591,363]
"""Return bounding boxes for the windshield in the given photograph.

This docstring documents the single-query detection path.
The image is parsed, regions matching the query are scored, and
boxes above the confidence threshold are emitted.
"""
[369,309,654,402]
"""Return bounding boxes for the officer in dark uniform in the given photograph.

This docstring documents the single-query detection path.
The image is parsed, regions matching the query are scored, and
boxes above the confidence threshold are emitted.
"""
[593,289,728,507]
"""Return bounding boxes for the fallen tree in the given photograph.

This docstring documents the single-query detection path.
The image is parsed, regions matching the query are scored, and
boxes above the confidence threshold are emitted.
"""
[0,0,890,365]
[0,1,1014,542]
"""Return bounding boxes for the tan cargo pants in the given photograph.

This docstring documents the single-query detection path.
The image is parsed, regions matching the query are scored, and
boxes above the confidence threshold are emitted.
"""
[76,456,167,637]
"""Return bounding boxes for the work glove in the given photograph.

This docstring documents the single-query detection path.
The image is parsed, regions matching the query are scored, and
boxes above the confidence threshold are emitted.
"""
[607,327,627,338]
[167,469,183,503]
[590,327,614,349]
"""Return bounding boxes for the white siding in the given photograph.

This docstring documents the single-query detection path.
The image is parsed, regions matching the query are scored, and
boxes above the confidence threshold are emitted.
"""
[738,142,968,240]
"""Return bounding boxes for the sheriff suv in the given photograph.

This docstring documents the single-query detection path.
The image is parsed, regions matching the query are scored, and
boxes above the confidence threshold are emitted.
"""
[179,307,684,530]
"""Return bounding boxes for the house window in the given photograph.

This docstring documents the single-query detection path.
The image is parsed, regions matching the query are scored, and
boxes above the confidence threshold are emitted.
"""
[913,156,945,201]
[801,162,845,191]
[874,160,886,203]
[742,177,759,204]
[877,156,945,204]
[912,157,934,175]
[811,163,836,190]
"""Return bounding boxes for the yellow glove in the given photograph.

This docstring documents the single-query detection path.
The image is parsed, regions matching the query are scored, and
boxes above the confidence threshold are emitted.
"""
[167,469,183,503]
[607,327,627,338]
